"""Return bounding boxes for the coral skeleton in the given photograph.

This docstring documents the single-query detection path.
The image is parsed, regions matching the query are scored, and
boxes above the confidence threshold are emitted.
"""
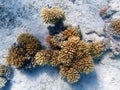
[0,77,7,89]
[0,64,12,79]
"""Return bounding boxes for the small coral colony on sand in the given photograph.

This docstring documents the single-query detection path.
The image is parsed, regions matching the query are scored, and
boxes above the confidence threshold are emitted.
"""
[1,6,120,88]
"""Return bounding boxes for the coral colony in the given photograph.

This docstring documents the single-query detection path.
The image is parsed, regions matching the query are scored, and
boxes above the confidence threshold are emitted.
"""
[3,5,120,88]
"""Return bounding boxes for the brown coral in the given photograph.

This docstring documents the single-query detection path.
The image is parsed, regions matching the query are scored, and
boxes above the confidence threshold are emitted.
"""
[59,66,80,83]
[34,50,52,66]
[72,56,94,73]
[41,6,65,24]
[89,41,104,58]
[17,33,41,55]
[49,50,60,67]
[6,45,26,68]
[76,40,90,59]
[111,19,120,35]
[62,27,80,39]
[0,64,4,76]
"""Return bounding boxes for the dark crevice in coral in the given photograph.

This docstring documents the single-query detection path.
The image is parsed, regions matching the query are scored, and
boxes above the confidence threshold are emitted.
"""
[47,20,68,36]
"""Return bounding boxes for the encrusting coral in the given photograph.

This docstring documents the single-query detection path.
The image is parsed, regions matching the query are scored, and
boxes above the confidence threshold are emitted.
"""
[41,6,66,24]
[111,19,120,35]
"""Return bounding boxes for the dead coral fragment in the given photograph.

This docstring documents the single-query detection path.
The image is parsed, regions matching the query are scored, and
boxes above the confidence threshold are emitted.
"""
[111,19,120,35]
[6,45,26,68]
[0,77,7,89]
[62,27,80,39]
[0,64,12,79]
[17,33,41,55]
[89,41,104,58]
[41,6,65,24]
[72,56,94,73]
[34,50,52,66]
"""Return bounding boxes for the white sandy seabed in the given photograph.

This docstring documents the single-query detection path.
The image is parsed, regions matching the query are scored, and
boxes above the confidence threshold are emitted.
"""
[0,0,120,90]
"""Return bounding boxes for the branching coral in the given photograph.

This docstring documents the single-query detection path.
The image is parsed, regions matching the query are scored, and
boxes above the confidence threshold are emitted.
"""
[41,6,65,24]
[89,41,104,58]
[34,50,52,66]
[111,19,120,35]
[72,56,94,73]
[62,27,80,39]
[48,34,65,50]
[59,66,80,83]
[6,45,26,68]
[49,50,60,67]
[0,64,4,77]
[17,33,41,55]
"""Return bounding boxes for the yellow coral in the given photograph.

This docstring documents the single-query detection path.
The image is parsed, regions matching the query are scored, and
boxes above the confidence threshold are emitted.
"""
[62,27,80,39]
[34,50,52,66]
[6,46,26,68]
[72,56,94,73]
[41,6,65,24]
[17,33,41,55]
[112,19,120,35]
[89,41,104,58]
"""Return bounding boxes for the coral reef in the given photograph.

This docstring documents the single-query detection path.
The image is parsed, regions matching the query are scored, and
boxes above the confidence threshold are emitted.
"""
[111,19,120,35]
[5,6,105,84]
[41,6,65,24]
